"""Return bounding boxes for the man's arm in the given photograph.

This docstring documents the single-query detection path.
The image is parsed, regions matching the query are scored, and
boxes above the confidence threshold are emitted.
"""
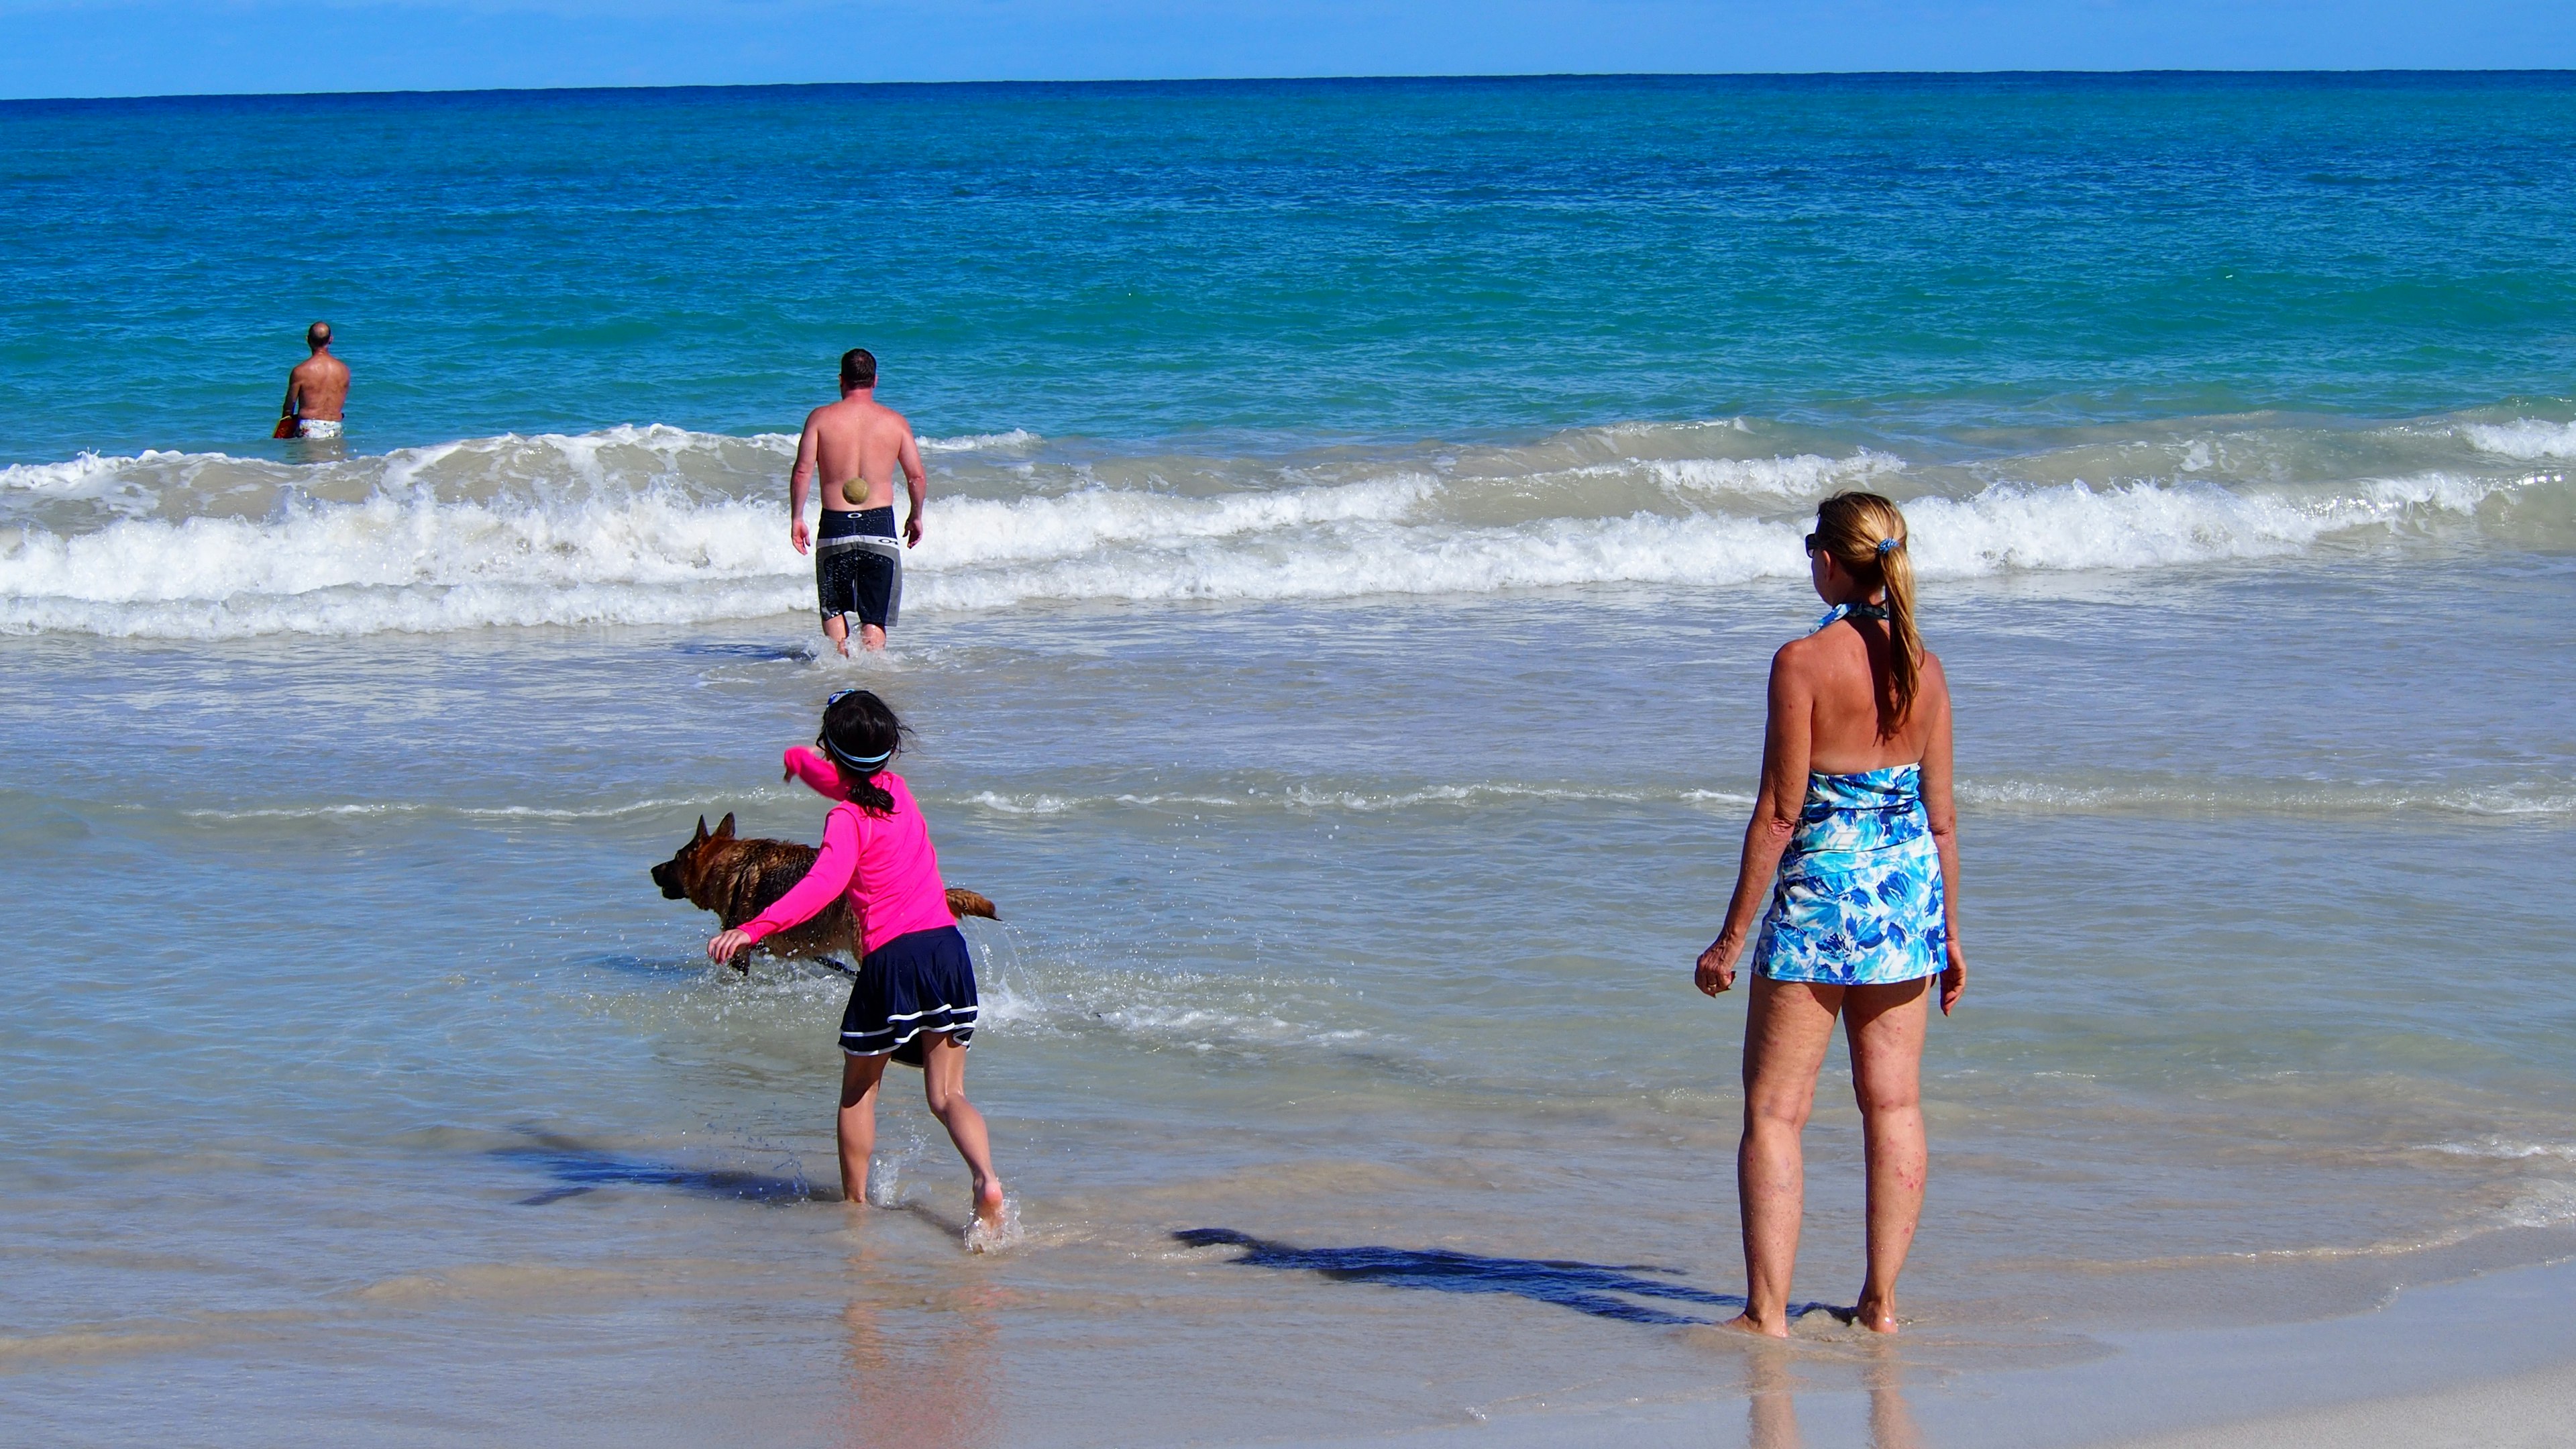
[788,414,819,555]
[899,429,927,547]
[280,371,301,421]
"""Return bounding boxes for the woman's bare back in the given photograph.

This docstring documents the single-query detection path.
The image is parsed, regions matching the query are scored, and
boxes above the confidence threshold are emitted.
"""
[1784,616,1950,775]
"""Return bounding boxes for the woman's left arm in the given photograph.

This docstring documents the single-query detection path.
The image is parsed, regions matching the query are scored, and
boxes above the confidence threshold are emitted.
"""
[1917,655,1966,1015]
[1697,645,1813,996]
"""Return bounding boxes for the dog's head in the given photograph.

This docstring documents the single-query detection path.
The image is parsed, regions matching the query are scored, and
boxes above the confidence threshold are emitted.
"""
[651,813,737,902]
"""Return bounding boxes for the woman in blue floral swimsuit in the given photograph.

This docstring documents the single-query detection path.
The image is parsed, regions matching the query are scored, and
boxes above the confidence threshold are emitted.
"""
[1695,490,1968,1338]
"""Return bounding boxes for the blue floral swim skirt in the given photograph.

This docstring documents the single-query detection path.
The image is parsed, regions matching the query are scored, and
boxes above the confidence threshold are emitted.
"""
[1749,764,1947,986]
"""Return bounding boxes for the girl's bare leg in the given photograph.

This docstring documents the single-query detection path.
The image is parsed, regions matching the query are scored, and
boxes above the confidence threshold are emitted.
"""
[838,1051,890,1203]
[1844,978,1932,1332]
[1732,975,1842,1336]
[917,1034,1006,1229]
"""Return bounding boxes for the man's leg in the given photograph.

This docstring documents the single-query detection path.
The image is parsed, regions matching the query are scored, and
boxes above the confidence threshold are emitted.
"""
[822,612,853,658]
[837,1051,889,1202]
[859,622,886,651]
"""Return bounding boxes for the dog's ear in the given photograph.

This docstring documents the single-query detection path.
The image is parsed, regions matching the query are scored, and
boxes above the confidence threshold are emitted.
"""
[716,812,737,839]
[694,815,709,843]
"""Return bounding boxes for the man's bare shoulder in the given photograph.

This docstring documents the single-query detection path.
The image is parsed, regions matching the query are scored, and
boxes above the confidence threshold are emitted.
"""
[865,402,914,436]
[806,398,864,433]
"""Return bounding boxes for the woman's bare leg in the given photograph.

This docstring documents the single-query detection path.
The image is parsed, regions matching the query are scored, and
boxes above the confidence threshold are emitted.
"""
[917,1034,1006,1230]
[1843,978,1932,1332]
[837,1052,890,1203]
[1731,975,1843,1336]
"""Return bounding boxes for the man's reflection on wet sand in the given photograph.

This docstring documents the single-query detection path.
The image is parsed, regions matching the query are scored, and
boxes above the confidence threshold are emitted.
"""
[833,1225,1003,1449]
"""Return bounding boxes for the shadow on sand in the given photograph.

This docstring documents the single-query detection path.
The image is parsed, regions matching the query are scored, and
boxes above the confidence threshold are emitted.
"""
[1175,1228,1842,1327]
[494,1131,821,1207]
[674,642,815,661]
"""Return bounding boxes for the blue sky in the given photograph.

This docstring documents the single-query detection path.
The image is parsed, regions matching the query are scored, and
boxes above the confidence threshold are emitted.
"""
[1,1,2569,99]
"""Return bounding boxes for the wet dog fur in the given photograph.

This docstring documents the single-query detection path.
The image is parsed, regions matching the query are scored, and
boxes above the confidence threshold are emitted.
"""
[651,812,998,971]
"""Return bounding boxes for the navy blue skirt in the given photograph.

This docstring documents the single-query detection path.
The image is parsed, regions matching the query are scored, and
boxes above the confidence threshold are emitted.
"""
[843,924,978,1063]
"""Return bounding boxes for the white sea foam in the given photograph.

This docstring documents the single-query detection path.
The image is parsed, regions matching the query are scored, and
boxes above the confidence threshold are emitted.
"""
[2,425,2558,637]
[2459,419,2576,460]
[2500,1181,2576,1230]
[949,782,1752,818]
[978,960,1376,1059]
[917,429,1042,453]
[2424,1138,2576,1163]
[1960,777,2576,820]
[1650,448,1904,498]
[0,449,193,494]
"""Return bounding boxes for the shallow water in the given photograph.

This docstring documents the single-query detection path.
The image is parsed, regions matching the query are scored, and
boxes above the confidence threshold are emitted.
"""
[4,74,2575,1446]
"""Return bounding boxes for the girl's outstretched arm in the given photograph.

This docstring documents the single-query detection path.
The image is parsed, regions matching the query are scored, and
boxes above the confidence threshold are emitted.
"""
[709,804,863,963]
[783,745,849,800]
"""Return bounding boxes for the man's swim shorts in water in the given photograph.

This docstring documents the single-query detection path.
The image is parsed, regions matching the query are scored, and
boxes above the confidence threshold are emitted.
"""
[816,506,902,631]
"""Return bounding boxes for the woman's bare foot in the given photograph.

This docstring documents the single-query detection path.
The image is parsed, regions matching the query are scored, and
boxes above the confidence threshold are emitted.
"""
[1722,1311,1792,1339]
[1852,1291,1898,1332]
[968,1177,1007,1236]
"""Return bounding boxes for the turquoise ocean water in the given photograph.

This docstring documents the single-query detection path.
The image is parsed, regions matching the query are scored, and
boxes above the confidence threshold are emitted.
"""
[3,74,2575,1445]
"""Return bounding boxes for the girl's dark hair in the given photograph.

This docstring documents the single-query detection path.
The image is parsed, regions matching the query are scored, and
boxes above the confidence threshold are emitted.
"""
[819,688,908,816]
[1812,490,1925,738]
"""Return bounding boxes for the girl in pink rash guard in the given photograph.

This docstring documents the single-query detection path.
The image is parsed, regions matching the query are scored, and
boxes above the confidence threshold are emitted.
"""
[706,688,1004,1234]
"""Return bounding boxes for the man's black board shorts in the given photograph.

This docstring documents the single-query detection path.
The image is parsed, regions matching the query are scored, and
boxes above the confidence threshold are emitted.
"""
[816,506,901,631]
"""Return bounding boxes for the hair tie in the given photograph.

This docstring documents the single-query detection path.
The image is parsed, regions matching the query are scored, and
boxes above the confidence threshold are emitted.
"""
[1877,537,1900,555]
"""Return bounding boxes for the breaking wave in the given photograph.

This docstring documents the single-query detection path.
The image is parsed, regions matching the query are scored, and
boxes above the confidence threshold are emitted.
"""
[2,413,2565,637]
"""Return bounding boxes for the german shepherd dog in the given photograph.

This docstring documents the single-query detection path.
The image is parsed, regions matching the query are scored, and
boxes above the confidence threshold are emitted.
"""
[651,813,998,971]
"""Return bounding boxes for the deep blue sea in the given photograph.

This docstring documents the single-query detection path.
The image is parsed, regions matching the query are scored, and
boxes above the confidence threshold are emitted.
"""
[3,74,2573,1447]
[7,73,2576,461]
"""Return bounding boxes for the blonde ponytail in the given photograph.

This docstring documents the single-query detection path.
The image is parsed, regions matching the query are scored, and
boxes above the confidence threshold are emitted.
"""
[1813,491,1924,737]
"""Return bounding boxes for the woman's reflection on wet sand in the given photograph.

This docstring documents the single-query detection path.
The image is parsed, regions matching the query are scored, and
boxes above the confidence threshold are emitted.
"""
[1746,1346,1803,1449]
[1742,1338,1925,1449]
[1864,1346,1924,1449]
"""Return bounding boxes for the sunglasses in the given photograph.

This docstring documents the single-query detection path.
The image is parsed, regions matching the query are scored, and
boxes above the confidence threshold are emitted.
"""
[1803,533,1820,553]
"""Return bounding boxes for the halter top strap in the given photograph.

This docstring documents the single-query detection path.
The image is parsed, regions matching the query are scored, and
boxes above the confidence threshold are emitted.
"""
[1813,600,1890,633]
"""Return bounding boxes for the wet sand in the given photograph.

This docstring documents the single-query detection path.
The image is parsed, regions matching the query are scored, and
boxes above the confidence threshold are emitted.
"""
[1263,1257,2576,1448]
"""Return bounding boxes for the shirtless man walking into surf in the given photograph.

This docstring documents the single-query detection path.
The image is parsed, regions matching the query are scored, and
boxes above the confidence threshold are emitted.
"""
[278,321,349,440]
[790,348,927,656]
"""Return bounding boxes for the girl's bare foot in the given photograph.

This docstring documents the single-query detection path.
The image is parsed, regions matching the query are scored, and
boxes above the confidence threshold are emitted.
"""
[1722,1311,1791,1339]
[1853,1292,1898,1332]
[963,1177,1008,1248]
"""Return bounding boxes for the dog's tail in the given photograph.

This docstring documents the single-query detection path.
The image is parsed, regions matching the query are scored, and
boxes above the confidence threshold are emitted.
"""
[945,888,1000,921]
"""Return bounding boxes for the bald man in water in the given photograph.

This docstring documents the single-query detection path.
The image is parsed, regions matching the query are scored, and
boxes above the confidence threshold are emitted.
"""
[279,322,349,439]
[790,347,926,655]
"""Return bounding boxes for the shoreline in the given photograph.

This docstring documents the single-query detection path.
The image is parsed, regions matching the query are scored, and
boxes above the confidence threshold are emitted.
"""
[1258,1255,2576,1448]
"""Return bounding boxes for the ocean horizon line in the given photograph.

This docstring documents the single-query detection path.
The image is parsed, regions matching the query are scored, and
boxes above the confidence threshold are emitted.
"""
[7,66,2575,109]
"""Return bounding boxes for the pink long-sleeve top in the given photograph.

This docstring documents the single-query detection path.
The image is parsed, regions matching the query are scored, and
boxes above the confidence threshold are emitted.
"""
[739,747,956,955]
